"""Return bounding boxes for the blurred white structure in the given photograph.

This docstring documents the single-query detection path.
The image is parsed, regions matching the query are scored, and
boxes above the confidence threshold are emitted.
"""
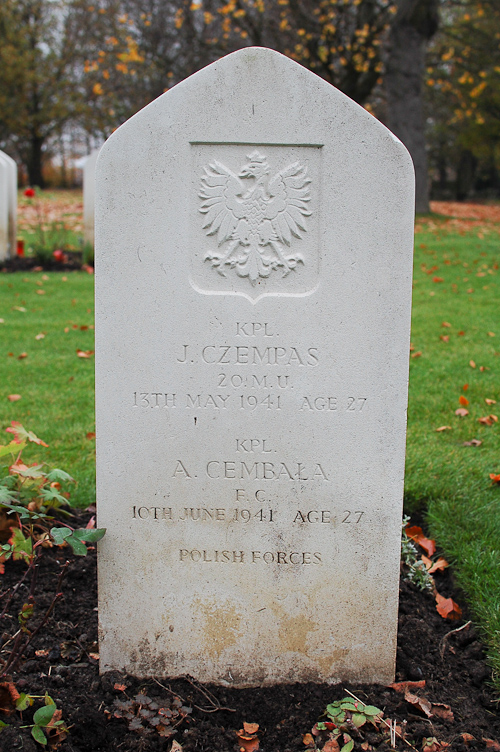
[83,149,100,250]
[0,151,17,261]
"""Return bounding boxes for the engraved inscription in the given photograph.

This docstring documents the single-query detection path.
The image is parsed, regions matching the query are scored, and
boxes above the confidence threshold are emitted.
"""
[199,151,311,285]
[179,549,322,564]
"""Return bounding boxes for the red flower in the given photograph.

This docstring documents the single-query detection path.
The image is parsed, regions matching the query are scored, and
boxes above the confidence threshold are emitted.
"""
[24,187,35,198]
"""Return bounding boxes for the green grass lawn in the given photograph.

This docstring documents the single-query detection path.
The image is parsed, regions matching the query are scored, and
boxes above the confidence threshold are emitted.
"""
[0,270,95,508]
[1,214,499,689]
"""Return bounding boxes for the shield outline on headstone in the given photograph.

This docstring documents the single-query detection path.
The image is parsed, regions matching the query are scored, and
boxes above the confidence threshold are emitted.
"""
[189,140,322,303]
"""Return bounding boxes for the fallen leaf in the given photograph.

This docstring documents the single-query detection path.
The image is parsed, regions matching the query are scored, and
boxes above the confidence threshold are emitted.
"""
[423,738,450,752]
[411,351,422,358]
[0,681,20,714]
[461,733,475,744]
[436,426,452,432]
[86,432,96,440]
[469,360,476,368]
[432,276,444,283]
[458,330,465,336]
[467,288,474,293]
[478,414,498,426]
[428,557,449,573]
[6,421,48,447]
[489,474,500,484]
[485,398,497,405]
[35,649,49,657]
[488,332,495,337]
[459,395,469,406]
[322,741,340,752]
[410,343,415,351]
[113,683,127,691]
[36,289,45,295]
[405,526,436,556]
[404,690,432,717]
[13,306,26,312]
[389,680,426,693]
[421,554,432,569]
[64,327,69,333]
[7,394,21,402]
[171,742,183,752]
[455,408,469,417]
[483,740,500,751]
[76,349,94,358]
[435,592,462,620]
[463,383,469,390]
[35,333,45,340]
[302,733,315,747]
[62,276,68,281]
[243,723,259,735]
[17,352,27,360]
[442,322,451,328]
[440,335,449,343]
[89,652,100,660]
[480,366,488,372]
[431,703,454,721]
[463,439,482,446]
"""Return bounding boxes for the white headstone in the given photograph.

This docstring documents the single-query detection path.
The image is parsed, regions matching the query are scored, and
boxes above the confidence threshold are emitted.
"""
[96,47,414,687]
[83,149,99,249]
[0,158,9,262]
[0,152,17,260]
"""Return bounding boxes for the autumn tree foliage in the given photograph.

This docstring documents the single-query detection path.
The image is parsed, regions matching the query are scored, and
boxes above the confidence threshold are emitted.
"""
[426,0,500,199]
[0,0,80,186]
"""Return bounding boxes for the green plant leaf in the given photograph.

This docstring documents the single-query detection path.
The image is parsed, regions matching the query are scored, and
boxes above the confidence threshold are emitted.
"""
[339,701,358,711]
[16,693,32,711]
[351,713,367,728]
[40,487,68,505]
[340,740,354,752]
[44,694,55,706]
[31,724,47,745]
[33,703,56,726]
[0,719,9,731]
[65,535,88,556]
[363,705,382,716]
[72,528,106,543]
[0,441,26,458]
[0,485,17,504]
[12,464,46,479]
[50,527,72,544]
[46,469,74,483]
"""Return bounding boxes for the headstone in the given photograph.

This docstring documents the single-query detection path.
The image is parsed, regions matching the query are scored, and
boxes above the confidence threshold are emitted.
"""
[96,47,414,687]
[0,152,17,261]
[83,149,99,250]
[0,157,9,262]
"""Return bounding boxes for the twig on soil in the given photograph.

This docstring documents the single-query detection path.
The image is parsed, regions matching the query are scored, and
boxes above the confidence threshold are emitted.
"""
[439,620,472,659]
[344,688,419,752]
[152,678,236,714]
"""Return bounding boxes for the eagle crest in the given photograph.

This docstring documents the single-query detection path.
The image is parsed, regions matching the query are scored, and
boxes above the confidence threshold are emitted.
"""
[199,151,312,285]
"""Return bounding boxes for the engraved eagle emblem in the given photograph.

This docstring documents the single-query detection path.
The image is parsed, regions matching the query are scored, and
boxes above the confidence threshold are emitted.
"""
[199,151,311,285]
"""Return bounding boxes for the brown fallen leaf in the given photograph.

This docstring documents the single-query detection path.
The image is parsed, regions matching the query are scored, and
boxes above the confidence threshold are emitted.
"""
[435,592,462,620]
[440,335,449,343]
[442,321,451,328]
[431,703,454,721]
[455,408,469,417]
[469,360,476,368]
[463,383,469,390]
[480,366,488,372]
[323,741,340,752]
[36,289,45,295]
[463,439,482,447]
[404,690,432,717]
[35,332,45,340]
[7,394,21,402]
[458,330,465,336]
[488,332,496,337]
[405,526,436,556]
[433,276,444,282]
[436,426,452,432]
[86,432,96,440]
[76,349,94,358]
[478,414,498,426]
[411,351,422,358]
[389,680,426,693]
[459,395,469,406]
[485,398,497,405]
[0,681,20,714]
[236,722,260,752]
[483,740,500,751]
[17,352,28,360]
[423,738,450,752]
[490,474,500,484]
[302,733,315,747]
[461,733,475,745]
[243,723,259,735]
[113,683,127,691]
[428,557,449,574]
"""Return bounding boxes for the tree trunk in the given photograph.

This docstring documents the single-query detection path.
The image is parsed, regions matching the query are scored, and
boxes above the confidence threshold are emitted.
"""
[27,135,45,188]
[384,0,439,214]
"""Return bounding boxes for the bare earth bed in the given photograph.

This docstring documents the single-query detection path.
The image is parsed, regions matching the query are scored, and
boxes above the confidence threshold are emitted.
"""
[0,514,499,752]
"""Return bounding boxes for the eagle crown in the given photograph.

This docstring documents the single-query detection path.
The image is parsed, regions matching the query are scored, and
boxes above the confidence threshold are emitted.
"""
[238,151,270,180]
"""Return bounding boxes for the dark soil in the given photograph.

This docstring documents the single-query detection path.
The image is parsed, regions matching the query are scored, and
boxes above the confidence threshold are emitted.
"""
[0,253,91,273]
[1,515,499,752]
